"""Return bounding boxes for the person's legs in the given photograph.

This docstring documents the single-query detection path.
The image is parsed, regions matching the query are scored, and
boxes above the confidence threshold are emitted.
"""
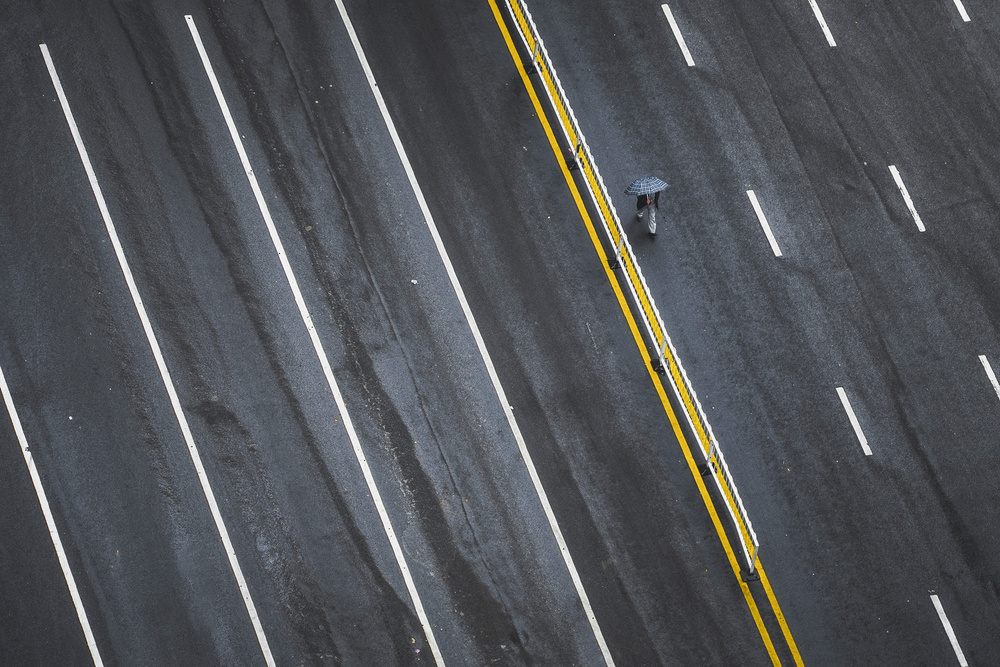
[647,205,656,234]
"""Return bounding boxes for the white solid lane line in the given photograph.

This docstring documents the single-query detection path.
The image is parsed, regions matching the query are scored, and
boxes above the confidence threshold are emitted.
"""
[0,363,105,667]
[930,594,969,666]
[661,4,695,67]
[328,2,616,666]
[183,15,445,666]
[889,165,925,232]
[952,0,971,22]
[979,355,1000,402]
[836,387,872,456]
[807,0,837,47]
[746,190,782,257]
[40,43,275,667]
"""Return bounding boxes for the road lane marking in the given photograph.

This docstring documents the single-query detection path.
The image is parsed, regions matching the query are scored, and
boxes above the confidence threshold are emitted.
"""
[183,16,444,666]
[931,594,969,666]
[836,387,871,455]
[952,0,971,22]
[979,355,1000,402]
[490,3,803,665]
[746,190,782,257]
[0,363,105,666]
[661,4,695,67]
[40,42,276,667]
[329,4,615,665]
[807,0,837,47]
[889,165,925,232]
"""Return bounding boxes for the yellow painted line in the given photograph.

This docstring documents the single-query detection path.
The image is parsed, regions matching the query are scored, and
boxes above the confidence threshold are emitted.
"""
[758,562,803,665]
[487,1,803,664]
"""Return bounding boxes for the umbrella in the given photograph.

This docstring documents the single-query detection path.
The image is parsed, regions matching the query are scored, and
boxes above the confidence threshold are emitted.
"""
[625,176,669,196]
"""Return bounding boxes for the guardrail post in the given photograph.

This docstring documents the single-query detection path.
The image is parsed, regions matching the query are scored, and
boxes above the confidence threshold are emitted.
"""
[741,550,760,582]
[565,141,581,172]
[651,337,667,375]
[608,229,626,270]
[699,437,718,476]
[525,41,540,74]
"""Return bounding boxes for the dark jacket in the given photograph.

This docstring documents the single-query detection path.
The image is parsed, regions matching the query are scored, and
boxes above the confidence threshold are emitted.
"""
[636,191,660,210]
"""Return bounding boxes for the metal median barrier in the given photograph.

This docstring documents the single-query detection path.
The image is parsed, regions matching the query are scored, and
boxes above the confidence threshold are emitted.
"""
[503,0,760,575]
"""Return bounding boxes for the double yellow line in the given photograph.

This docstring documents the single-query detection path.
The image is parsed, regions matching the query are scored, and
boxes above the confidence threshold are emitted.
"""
[486,1,803,663]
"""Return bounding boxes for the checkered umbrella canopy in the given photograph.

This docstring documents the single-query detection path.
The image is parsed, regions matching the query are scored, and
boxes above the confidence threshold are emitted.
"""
[625,176,669,195]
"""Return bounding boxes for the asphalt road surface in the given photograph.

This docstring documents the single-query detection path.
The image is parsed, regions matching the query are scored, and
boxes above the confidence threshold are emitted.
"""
[0,0,997,665]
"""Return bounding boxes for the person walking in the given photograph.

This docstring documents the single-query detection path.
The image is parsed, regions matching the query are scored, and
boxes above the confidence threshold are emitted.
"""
[636,190,660,237]
[625,176,668,239]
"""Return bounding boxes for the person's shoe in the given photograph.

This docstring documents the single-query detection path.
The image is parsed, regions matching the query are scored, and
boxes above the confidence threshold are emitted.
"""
[649,231,657,239]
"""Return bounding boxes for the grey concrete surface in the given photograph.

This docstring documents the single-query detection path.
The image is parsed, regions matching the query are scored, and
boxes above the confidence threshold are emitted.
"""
[5,0,1000,664]
[0,0,806,665]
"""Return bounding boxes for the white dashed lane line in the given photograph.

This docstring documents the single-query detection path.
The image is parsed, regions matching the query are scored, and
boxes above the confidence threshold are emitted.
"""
[930,594,969,666]
[661,4,695,67]
[952,0,971,23]
[979,355,1000,402]
[836,387,872,456]
[889,165,925,232]
[807,0,837,47]
[746,190,782,257]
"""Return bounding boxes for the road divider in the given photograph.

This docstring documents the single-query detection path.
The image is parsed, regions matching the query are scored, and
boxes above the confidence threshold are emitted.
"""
[930,594,968,666]
[41,42,275,666]
[836,387,872,456]
[0,360,104,666]
[747,190,783,257]
[492,2,804,665]
[661,4,695,68]
[502,0,759,582]
[889,165,925,232]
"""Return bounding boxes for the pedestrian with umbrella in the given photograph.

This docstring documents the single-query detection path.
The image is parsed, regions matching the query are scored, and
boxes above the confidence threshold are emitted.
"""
[626,176,668,238]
